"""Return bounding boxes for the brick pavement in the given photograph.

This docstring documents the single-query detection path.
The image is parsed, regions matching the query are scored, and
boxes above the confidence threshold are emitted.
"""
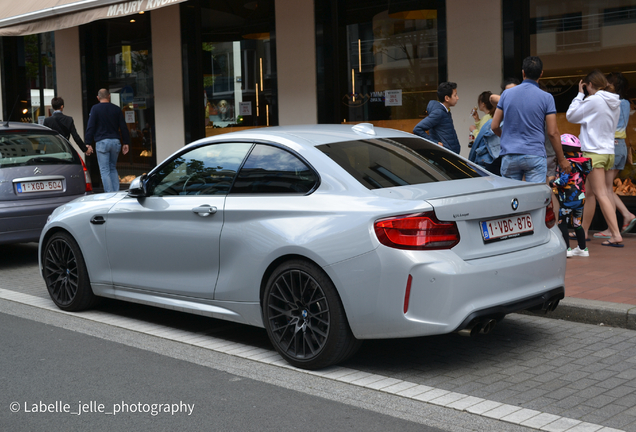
[565,232,636,305]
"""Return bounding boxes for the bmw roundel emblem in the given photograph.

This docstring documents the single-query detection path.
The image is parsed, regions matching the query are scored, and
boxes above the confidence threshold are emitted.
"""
[511,198,519,211]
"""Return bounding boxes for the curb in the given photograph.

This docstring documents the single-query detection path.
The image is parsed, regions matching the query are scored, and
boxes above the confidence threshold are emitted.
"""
[521,297,636,330]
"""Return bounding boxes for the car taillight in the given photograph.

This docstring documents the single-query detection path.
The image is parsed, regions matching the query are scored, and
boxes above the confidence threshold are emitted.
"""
[545,200,556,229]
[79,155,93,192]
[374,211,460,250]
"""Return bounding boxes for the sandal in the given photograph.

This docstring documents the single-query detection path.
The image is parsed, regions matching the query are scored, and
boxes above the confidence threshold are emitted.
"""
[601,240,625,248]
[593,232,611,239]
[622,217,636,234]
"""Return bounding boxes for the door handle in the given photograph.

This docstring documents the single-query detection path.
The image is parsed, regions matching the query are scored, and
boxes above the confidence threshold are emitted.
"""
[90,215,106,225]
[192,205,217,217]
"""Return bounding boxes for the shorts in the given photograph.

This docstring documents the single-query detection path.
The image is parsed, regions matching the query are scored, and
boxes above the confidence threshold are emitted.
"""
[582,151,614,170]
[559,206,583,228]
[613,138,627,170]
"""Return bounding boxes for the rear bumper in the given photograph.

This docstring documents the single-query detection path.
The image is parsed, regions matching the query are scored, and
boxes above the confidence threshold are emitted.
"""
[327,230,567,339]
[0,194,86,244]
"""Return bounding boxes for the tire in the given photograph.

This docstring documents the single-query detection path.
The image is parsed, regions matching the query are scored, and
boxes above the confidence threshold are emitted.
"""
[262,260,361,370]
[42,232,99,312]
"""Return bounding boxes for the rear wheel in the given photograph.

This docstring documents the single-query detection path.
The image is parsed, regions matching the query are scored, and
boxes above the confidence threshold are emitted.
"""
[263,260,361,370]
[43,232,99,311]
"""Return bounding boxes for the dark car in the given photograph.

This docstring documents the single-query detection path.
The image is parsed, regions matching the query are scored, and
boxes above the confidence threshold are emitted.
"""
[0,121,92,244]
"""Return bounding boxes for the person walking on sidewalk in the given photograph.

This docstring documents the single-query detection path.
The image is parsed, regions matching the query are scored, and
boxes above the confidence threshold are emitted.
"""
[566,70,623,247]
[550,134,592,257]
[84,88,130,193]
[583,72,636,240]
[491,56,571,183]
[413,82,461,154]
[44,97,93,156]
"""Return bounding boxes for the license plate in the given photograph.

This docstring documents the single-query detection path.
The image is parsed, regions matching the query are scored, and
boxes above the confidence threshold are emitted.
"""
[481,214,533,242]
[17,180,64,194]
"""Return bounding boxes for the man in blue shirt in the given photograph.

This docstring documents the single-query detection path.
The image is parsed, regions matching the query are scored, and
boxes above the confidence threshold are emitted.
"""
[85,89,131,192]
[413,82,461,154]
[491,57,570,182]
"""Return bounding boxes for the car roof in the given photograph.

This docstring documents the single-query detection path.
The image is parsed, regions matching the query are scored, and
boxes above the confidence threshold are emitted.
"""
[201,124,420,147]
[0,121,56,133]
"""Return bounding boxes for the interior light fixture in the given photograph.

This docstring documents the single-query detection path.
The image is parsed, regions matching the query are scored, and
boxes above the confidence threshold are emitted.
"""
[130,19,136,22]
[358,39,362,72]
[387,0,437,20]
[22,108,28,114]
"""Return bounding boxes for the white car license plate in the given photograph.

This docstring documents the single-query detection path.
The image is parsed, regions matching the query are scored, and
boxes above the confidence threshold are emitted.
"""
[481,214,533,242]
[17,180,63,194]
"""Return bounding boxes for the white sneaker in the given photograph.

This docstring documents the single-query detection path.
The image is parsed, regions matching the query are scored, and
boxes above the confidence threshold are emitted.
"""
[569,246,589,257]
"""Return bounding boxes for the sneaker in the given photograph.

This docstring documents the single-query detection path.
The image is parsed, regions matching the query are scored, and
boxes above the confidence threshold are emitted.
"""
[569,246,589,257]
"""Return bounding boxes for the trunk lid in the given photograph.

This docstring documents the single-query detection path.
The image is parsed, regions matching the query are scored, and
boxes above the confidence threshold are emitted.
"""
[372,177,555,260]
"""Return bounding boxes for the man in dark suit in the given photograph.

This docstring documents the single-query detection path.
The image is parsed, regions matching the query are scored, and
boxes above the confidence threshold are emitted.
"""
[44,97,93,156]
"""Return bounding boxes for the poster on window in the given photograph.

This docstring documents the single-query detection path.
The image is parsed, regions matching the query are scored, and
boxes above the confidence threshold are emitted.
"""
[384,90,402,106]
[239,102,252,116]
[125,110,135,124]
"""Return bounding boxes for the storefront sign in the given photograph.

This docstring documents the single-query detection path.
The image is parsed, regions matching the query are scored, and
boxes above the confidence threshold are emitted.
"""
[384,90,402,106]
[239,102,252,116]
[125,111,136,124]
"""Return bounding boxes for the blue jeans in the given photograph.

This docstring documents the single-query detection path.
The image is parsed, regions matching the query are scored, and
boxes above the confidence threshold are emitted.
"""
[501,154,547,183]
[96,139,121,192]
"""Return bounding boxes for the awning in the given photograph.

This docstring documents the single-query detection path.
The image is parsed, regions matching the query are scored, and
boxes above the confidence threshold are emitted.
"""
[0,0,187,36]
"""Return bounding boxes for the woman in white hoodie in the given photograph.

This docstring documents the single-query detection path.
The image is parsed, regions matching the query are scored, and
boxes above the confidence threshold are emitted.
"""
[566,70,623,247]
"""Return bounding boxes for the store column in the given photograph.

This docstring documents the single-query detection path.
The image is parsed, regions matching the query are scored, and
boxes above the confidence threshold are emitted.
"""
[275,0,317,125]
[446,0,503,158]
[152,5,186,161]
[54,27,85,158]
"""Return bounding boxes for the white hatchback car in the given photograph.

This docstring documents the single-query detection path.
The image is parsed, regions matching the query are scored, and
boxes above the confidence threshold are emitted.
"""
[40,124,565,369]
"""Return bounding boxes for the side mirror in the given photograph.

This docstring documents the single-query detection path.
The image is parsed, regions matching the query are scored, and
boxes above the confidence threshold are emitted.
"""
[128,175,147,198]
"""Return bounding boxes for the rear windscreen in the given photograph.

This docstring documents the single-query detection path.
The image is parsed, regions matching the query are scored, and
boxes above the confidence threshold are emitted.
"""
[316,137,488,189]
[0,133,79,168]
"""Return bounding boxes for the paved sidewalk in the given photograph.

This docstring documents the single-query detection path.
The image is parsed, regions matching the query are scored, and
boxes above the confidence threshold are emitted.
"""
[537,231,636,329]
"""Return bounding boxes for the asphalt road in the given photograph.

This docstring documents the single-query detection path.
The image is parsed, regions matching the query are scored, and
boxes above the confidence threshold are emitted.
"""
[0,308,447,432]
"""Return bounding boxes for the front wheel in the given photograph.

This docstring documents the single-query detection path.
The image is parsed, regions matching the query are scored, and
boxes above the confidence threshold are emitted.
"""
[42,232,99,311]
[262,260,361,370]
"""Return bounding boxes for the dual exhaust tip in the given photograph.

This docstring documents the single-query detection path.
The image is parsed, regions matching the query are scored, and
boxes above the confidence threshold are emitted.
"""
[457,318,497,337]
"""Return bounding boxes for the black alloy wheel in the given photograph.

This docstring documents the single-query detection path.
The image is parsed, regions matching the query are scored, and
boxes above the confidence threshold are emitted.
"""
[43,232,98,311]
[263,260,361,370]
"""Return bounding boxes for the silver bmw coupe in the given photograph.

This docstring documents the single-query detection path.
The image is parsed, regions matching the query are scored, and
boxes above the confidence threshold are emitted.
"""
[39,124,565,369]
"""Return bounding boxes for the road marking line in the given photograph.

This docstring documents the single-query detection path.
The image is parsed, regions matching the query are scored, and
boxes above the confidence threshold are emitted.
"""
[0,288,623,432]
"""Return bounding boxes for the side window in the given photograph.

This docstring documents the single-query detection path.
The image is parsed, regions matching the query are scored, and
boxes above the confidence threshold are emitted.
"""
[230,145,318,194]
[149,143,252,196]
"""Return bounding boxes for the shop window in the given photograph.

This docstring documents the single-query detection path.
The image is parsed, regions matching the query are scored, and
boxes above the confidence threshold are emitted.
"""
[199,0,277,137]
[316,0,446,134]
[526,1,636,192]
[1,33,56,124]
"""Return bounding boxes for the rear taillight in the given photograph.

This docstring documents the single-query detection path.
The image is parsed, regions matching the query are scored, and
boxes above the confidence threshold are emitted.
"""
[79,154,92,192]
[374,211,460,250]
[545,200,556,229]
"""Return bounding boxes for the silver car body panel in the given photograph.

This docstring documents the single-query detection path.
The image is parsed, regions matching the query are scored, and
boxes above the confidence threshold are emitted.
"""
[40,124,566,339]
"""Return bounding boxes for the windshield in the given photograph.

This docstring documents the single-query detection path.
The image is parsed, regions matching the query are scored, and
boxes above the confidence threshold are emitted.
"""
[0,132,79,168]
[316,137,488,189]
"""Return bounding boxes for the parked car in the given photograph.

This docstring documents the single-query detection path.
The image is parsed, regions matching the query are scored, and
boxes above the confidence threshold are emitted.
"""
[39,124,565,369]
[0,121,92,245]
